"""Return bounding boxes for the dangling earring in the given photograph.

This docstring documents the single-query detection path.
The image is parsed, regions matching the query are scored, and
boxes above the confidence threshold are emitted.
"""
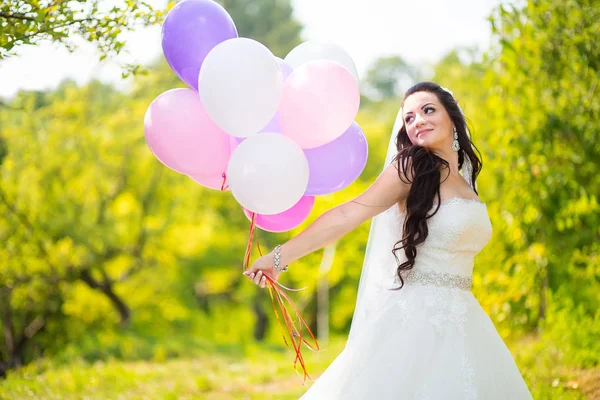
[451,126,460,152]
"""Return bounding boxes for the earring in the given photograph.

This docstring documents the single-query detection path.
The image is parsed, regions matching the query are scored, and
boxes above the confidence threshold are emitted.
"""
[452,126,460,152]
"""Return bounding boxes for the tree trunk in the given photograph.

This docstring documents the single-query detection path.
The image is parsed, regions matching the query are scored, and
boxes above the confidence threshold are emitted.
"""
[104,286,131,327]
[539,263,549,323]
[79,270,131,326]
[0,288,21,376]
[253,297,268,341]
[1,296,17,364]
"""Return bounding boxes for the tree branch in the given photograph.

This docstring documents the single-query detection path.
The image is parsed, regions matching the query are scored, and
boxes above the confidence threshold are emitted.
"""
[79,269,104,290]
[79,269,131,326]
[13,17,94,43]
[0,288,16,363]
[0,11,37,22]
[16,315,46,357]
[0,99,25,111]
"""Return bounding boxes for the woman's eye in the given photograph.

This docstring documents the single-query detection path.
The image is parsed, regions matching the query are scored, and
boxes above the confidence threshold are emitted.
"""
[425,107,435,114]
[405,116,413,123]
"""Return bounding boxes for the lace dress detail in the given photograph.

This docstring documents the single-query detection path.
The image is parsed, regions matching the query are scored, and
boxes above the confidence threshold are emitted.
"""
[462,355,478,400]
[439,196,486,207]
[424,288,469,334]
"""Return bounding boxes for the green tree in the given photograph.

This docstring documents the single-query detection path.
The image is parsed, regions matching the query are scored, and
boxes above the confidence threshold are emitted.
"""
[432,0,599,339]
[216,0,303,57]
[0,80,211,372]
[362,55,421,101]
[0,0,308,371]
[486,0,599,326]
[0,0,167,76]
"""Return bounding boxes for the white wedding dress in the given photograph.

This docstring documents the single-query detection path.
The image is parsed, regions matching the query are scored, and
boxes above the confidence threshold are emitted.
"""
[299,197,533,399]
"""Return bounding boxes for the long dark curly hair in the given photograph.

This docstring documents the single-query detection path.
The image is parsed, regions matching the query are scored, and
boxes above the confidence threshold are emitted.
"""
[391,82,482,290]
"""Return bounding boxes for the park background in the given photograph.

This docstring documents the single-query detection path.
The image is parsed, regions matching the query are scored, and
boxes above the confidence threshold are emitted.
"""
[0,0,598,398]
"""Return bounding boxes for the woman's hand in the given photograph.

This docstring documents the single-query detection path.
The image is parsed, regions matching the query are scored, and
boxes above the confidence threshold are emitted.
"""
[243,253,282,288]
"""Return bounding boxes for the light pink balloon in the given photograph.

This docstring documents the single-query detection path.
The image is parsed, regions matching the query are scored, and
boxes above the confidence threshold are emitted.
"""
[188,173,228,190]
[243,196,315,232]
[144,88,231,178]
[279,60,360,149]
[187,136,239,190]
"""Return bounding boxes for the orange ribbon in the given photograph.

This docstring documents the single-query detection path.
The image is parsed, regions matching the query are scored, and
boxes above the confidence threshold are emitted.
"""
[266,275,320,383]
[243,211,321,383]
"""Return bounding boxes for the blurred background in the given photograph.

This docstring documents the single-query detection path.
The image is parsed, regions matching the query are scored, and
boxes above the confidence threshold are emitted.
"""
[0,0,598,399]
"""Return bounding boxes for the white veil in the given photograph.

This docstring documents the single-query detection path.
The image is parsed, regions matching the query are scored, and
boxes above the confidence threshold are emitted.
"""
[347,106,405,343]
[347,91,476,343]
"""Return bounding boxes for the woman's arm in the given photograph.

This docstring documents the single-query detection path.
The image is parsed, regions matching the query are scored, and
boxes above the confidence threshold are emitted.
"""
[279,162,410,266]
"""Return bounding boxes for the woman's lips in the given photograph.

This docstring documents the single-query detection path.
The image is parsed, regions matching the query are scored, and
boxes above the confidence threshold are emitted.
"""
[417,129,432,138]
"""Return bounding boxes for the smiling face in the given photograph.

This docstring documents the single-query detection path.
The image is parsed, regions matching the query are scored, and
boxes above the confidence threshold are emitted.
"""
[402,91,454,151]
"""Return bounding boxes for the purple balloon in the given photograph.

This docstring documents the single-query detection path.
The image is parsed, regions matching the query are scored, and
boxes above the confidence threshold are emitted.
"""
[276,57,293,81]
[162,0,238,90]
[304,122,368,195]
[261,113,282,133]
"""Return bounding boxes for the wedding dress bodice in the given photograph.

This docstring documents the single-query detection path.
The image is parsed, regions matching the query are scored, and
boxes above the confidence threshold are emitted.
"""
[357,196,493,298]
[396,197,493,278]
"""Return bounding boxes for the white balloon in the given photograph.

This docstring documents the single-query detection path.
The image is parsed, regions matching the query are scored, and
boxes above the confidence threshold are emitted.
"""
[226,133,309,215]
[284,40,359,82]
[198,38,283,138]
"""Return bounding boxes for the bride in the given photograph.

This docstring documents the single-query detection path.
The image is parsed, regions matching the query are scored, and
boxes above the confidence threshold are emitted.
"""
[243,81,533,399]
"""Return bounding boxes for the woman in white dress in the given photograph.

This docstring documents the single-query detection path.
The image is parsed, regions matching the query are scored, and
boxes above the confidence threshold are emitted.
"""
[244,82,533,399]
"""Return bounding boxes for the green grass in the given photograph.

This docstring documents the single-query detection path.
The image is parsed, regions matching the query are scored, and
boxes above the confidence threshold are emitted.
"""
[1,336,597,399]
[509,334,599,400]
[0,338,346,400]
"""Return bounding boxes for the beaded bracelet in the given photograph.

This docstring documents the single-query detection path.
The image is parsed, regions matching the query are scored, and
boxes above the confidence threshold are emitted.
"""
[273,244,288,272]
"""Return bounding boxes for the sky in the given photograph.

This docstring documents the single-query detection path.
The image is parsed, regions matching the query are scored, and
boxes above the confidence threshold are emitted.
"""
[0,0,501,99]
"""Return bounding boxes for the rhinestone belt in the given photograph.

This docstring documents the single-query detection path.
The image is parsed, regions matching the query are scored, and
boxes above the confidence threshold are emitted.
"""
[402,270,472,291]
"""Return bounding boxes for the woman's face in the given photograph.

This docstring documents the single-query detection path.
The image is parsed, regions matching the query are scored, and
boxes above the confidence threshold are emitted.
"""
[402,91,454,151]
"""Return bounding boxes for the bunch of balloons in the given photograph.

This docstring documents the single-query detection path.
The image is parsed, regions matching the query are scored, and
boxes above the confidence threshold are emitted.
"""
[144,0,367,233]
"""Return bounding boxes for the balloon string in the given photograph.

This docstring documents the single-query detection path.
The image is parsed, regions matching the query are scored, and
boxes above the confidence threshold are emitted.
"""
[266,274,320,383]
[221,173,229,191]
[243,212,257,270]
[256,227,263,257]
[243,214,319,382]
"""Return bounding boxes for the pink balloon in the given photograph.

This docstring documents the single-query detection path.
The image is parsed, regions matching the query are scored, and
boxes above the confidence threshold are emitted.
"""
[188,174,228,190]
[279,60,360,149]
[243,196,315,232]
[144,88,231,179]
[188,135,240,190]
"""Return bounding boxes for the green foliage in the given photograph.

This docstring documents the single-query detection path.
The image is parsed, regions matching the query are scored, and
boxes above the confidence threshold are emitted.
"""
[0,337,345,399]
[0,0,309,373]
[432,0,599,344]
[362,55,422,100]
[216,0,303,57]
[0,0,168,76]
[540,290,600,368]
[0,135,7,165]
